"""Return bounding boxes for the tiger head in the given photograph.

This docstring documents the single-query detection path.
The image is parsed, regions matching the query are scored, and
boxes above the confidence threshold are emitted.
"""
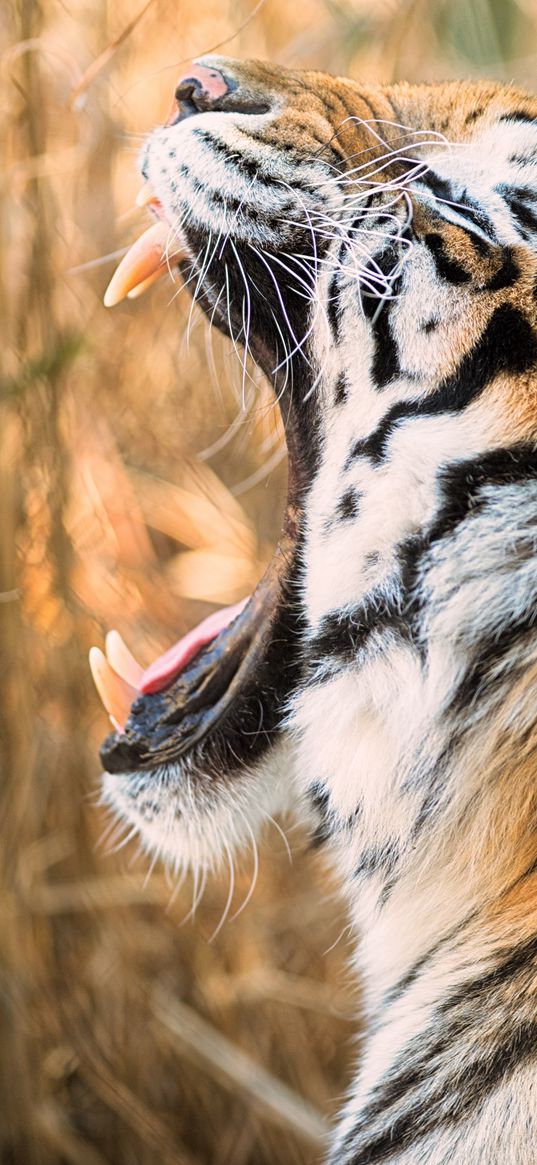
[95,57,537,875]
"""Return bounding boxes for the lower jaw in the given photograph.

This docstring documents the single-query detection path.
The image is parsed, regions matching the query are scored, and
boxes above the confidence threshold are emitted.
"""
[100,499,305,780]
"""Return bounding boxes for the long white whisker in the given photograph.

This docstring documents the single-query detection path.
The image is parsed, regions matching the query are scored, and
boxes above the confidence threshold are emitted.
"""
[186,231,216,347]
[265,813,293,864]
[209,845,235,942]
[229,237,256,407]
[232,442,287,496]
[179,866,199,927]
[142,843,161,888]
[228,821,259,923]
[249,245,309,361]
[94,813,123,853]
[165,865,188,913]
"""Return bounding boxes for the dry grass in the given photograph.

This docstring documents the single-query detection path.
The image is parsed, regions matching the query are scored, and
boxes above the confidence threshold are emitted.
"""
[1,1,536,1161]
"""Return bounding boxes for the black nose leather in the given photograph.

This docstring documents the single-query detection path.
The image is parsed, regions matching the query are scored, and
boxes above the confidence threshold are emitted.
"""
[166,62,270,125]
[177,65,230,110]
[166,64,231,123]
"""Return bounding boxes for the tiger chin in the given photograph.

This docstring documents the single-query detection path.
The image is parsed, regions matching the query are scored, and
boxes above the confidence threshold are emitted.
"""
[93,57,537,1164]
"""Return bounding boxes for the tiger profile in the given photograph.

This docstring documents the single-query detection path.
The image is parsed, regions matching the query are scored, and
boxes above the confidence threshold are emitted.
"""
[92,57,537,1163]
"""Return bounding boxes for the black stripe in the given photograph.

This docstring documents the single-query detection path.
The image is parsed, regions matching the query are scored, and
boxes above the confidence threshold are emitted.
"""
[354,842,398,881]
[326,243,348,343]
[509,149,537,168]
[408,743,456,840]
[309,781,332,846]
[210,187,294,229]
[307,588,406,671]
[496,183,537,237]
[448,190,497,242]
[510,200,537,238]
[485,248,520,291]
[185,191,287,239]
[360,243,402,317]
[402,444,537,727]
[336,487,361,522]
[194,125,327,201]
[315,446,536,678]
[370,302,400,389]
[448,933,537,1005]
[347,305,537,466]
[327,271,341,340]
[464,106,484,125]
[381,913,476,1010]
[429,443,537,545]
[328,240,350,343]
[342,936,537,1162]
[425,232,471,284]
[449,607,537,717]
[418,171,453,202]
[418,176,497,242]
[333,373,348,406]
[360,244,403,390]
[344,1023,537,1164]
[499,110,536,124]
[307,528,431,679]
[192,127,298,191]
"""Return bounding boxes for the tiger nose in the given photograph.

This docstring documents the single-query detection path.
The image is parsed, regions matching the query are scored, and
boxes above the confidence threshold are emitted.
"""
[166,64,232,124]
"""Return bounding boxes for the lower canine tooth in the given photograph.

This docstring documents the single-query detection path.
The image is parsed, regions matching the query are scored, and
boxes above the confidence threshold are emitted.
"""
[105,630,144,688]
[89,646,138,732]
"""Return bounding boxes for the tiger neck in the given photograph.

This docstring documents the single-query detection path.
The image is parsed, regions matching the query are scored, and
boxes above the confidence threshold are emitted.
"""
[293,347,535,1000]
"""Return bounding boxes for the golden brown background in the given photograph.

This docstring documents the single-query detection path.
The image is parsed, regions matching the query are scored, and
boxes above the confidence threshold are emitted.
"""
[2,2,536,1162]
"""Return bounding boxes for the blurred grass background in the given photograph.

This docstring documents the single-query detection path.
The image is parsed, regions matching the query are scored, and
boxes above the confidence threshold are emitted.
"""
[1,2,536,1162]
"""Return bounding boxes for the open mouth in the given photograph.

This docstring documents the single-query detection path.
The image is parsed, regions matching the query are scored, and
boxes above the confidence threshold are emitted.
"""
[92,185,304,777]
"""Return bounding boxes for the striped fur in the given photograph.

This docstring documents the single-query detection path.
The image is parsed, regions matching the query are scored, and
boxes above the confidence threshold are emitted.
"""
[103,59,537,1162]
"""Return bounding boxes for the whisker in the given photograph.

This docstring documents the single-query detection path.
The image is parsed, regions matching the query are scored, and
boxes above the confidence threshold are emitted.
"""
[228,820,259,923]
[265,813,293,864]
[68,247,130,275]
[208,845,235,942]
[229,237,256,407]
[232,442,287,496]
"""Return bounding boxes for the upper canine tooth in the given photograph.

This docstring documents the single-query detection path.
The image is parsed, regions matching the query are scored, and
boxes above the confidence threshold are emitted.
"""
[89,646,138,732]
[135,181,156,208]
[105,630,144,689]
[127,269,168,299]
[103,220,170,307]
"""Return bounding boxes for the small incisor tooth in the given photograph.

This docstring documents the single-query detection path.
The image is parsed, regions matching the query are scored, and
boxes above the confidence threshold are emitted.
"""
[135,181,156,208]
[105,630,144,689]
[89,646,138,732]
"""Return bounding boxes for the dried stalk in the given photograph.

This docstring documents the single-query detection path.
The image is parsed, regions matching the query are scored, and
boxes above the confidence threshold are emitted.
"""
[152,989,329,1148]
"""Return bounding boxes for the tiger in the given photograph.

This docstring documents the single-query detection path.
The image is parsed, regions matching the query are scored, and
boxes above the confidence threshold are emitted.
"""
[91,56,537,1163]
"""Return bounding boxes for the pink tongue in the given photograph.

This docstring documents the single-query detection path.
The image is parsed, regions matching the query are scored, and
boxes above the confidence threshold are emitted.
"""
[139,599,249,695]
